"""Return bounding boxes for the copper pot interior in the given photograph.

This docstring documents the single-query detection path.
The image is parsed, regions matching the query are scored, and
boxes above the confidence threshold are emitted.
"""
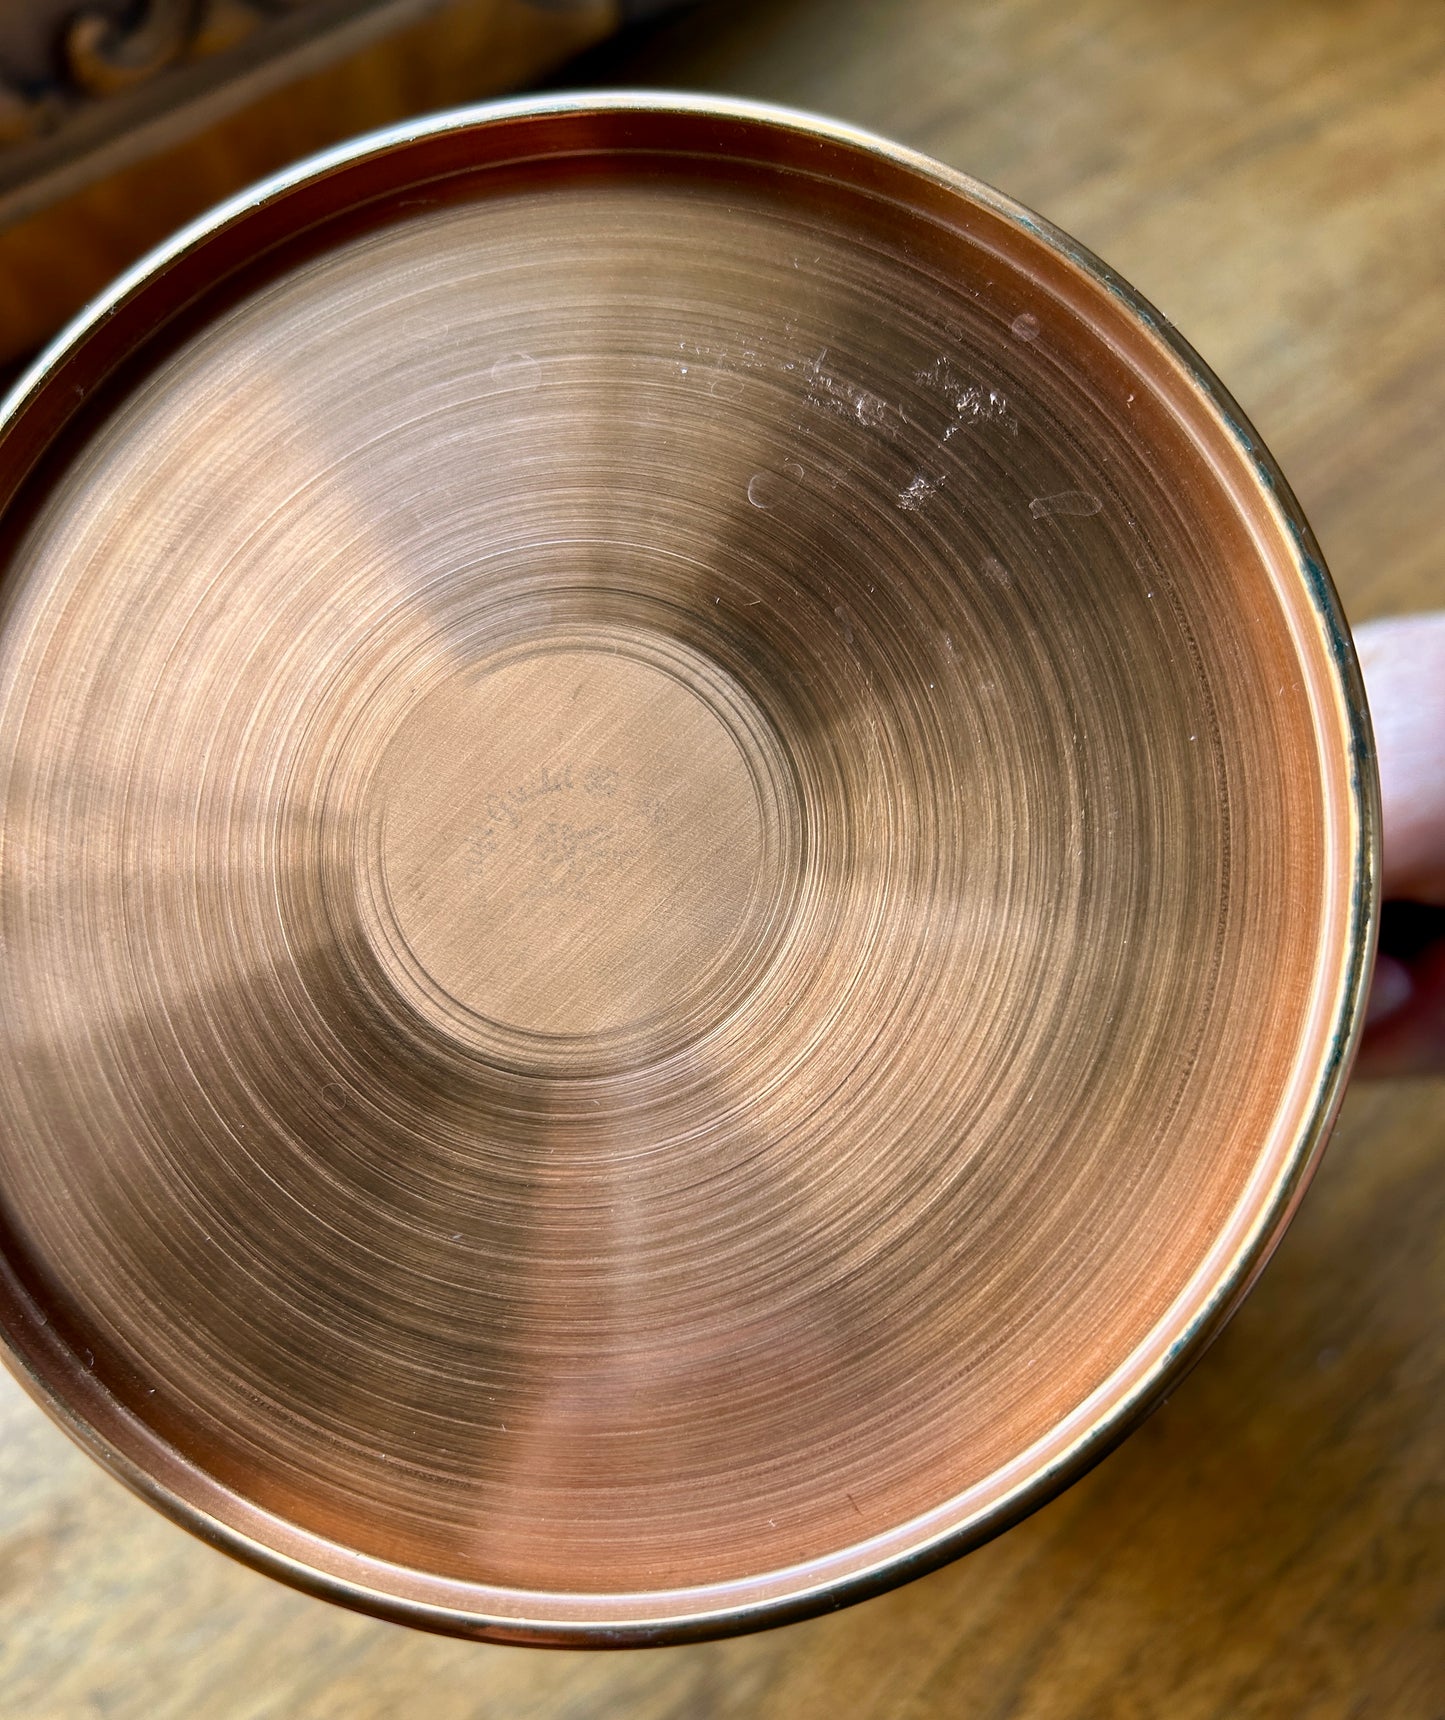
[0,105,1365,1637]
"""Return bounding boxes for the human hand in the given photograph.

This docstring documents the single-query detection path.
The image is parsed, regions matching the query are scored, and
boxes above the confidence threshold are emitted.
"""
[1354,612,1445,1076]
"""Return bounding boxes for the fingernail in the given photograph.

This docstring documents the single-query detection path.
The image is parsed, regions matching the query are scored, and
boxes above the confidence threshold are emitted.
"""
[1366,954,1413,1027]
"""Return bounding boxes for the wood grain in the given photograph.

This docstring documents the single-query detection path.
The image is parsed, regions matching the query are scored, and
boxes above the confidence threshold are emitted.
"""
[1,0,1442,1712]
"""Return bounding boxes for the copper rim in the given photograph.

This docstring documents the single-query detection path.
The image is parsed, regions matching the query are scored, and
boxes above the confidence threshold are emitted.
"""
[0,94,1378,1645]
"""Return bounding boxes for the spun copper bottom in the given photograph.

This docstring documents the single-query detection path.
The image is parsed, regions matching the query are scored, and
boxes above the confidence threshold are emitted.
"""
[0,95,1376,1645]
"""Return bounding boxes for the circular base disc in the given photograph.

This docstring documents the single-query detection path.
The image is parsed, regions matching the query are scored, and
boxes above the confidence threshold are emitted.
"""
[0,96,1373,1642]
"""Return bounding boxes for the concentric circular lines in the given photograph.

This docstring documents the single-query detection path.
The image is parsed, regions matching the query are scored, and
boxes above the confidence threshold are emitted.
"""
[0,95,1375,1644]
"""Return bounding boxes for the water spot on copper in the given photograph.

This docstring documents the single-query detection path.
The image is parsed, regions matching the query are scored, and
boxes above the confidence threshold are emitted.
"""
[748,463,804,509]
[491,351,540,389]
[1029,490,1103,518]
[899,473,942,511]
[803,350,900,431]
[916,357,1016,436]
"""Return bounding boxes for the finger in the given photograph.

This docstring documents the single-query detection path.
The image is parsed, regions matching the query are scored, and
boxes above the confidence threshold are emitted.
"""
[1354,613,1445,903]
[1355,939,1445,1078]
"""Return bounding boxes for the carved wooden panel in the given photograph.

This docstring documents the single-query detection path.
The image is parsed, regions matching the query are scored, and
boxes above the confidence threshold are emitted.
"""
[0,1,636,364]
[2,2,310,143]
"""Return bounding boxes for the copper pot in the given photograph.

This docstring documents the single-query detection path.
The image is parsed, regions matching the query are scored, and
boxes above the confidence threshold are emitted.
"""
[0,95,1377,1645]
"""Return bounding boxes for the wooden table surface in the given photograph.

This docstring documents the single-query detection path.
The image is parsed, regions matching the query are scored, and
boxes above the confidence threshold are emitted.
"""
[2,2,1442,1714]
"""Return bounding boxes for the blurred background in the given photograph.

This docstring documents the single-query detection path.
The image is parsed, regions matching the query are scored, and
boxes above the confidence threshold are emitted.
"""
[1,2,1442,1715]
